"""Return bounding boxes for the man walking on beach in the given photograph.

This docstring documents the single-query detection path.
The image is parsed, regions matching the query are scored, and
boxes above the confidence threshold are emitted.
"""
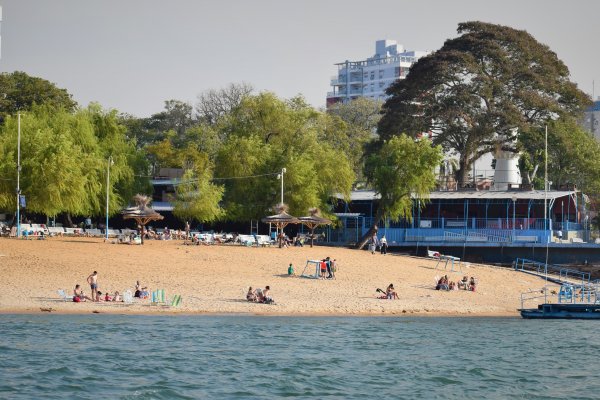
[87,271,98,301]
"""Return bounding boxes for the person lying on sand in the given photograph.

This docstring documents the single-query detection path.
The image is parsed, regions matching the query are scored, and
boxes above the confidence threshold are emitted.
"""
[262,286,274,304]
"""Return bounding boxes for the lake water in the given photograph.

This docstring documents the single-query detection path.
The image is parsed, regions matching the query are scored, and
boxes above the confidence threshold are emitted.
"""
[0,314,598,399]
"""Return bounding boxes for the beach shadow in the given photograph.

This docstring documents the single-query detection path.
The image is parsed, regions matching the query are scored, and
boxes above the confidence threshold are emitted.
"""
[56,239,99,244]
[412,284,437,291]
[273,274,297,278]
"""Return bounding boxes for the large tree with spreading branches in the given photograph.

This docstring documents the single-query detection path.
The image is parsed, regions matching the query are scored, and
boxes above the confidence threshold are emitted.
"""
[378,21,590,187]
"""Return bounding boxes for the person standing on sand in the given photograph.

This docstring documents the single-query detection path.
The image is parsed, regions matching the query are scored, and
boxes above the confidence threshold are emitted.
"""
[87,271,98,301]
[380,236,388,255]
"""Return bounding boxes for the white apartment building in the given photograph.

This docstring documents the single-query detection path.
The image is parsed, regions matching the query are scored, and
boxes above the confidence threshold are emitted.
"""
[326,39,427,106]
[581,100,600,140]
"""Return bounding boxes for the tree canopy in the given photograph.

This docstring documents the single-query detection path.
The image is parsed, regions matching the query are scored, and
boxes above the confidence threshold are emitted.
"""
[357,135,443,249]
[0,71,77,124]
[378,21,590,187]
[0,104,148,221]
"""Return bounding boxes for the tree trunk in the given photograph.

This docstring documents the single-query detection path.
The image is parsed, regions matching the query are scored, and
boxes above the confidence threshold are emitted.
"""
[457,156,470,188]
[354,207,384,250]
[65,213,74,228]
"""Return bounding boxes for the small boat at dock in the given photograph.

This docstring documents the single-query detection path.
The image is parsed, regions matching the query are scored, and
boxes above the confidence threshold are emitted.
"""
[519,283,600,319]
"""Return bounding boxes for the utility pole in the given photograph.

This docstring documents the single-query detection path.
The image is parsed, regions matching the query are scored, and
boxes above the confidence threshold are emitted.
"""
[16,112,21,238]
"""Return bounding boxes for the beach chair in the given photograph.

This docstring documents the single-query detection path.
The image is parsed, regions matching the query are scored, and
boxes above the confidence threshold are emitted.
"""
[151,289,166,305]
[57,289,72,302]
[167,294,182,307]
[428,250,461,272]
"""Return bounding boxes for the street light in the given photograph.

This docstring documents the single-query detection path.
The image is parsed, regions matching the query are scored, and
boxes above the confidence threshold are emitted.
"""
[105,156,114,240]
[277,167,286,205]
[512,196,517,241]
[561,201,564,230]
[16,112,21,238]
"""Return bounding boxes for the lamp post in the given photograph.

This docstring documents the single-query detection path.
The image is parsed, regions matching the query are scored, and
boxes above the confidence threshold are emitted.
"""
[16,112,21,238]
[105,156,113,240]
[277,167,286,205]
[561,201,564,231]
[512,196,517,241]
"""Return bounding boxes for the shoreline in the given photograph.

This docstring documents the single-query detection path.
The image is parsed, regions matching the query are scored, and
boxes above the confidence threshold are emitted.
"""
[0,238,550,317]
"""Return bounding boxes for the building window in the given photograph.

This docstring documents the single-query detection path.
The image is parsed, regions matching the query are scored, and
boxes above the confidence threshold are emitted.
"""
[370,72,375,80]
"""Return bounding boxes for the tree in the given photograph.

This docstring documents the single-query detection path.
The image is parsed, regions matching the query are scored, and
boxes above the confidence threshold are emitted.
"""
[196,82,253,125]
[356,135,443,249]
[0,104,148,221]
[173,166,225,223]
[214,93,354,221]
[0,71,77,123]
[326,97,383,183]
[378,21,590,187]
[519,118,600,193]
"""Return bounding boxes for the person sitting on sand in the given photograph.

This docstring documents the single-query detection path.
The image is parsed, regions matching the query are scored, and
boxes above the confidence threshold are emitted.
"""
[113,291,122,302]
[262,286,274,304]
[386,283,399,300]
[458,276,469,290]
[139,287,150,299]
[449,281,457,291]
[104,292,113,301]
[246,287,257,302]
[469,277,477,292]
[254,287,264,303]
[73,284,92,302]
[287,263,295,276]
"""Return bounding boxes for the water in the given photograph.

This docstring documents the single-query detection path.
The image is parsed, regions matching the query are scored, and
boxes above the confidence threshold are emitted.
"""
[1,315,599,399]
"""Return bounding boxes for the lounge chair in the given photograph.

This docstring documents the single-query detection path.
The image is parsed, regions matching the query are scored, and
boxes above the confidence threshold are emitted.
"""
[427,250,461,272]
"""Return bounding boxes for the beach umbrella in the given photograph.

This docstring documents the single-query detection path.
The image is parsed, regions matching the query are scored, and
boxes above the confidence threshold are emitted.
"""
[122,194,164,245]
[261,204,299,248]
[298,208,332,248]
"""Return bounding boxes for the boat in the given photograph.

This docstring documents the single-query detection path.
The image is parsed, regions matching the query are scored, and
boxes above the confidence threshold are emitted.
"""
[519,283,600,319]
[520,303,600,319]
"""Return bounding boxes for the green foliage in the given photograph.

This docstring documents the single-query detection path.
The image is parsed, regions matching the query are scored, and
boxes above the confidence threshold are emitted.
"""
[365,135,443,223]
[173,167,224,223]
[0,71,77,123]
[519,118,600,193]
[379,21,590,187]
[214,93,355,220]
[326,97,382,183]
[0,104,149,217]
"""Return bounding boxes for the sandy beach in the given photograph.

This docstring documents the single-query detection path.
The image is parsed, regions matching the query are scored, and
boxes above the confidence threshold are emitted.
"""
[0,237,550,316]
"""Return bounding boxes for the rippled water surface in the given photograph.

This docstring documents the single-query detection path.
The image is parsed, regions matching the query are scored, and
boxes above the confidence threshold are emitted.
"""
[1,315,599,399]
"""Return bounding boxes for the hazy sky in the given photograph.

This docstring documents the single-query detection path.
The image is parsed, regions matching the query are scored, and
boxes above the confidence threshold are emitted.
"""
[1,0,598,118]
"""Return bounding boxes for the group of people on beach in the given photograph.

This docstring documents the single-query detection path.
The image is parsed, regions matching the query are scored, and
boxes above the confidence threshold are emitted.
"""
[369,233,388,255]
[436,275,477,291]
[72,271,149,303]
[246,286,274,304]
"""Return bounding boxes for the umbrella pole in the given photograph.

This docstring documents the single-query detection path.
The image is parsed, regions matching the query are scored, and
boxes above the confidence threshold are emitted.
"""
[141,224,145,245]
[310,227,314,248]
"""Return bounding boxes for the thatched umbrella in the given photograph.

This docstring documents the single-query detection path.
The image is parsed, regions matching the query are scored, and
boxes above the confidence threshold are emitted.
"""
[261,204,299,248]
[298,208,332,248]
[122,194,164,244]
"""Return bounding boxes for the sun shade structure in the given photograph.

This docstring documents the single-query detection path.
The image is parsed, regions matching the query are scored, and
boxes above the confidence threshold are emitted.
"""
[261,204,299,248]
[298,208,332,248]
[122,194,164,244]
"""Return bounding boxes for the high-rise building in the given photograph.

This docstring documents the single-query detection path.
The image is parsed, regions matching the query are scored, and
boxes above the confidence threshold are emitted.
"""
[326,39,427,106]
[581,100,600,140]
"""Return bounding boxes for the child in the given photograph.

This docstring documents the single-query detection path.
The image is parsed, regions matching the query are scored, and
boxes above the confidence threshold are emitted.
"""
[104,292,113,301]
[287,263,295,276]
[246,287,257,302]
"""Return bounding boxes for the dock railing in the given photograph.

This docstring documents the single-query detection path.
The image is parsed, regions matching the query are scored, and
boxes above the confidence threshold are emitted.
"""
[514,258,591,285]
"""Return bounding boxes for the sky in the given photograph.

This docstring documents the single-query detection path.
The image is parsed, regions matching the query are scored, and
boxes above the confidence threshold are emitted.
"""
[1,0,599,118]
